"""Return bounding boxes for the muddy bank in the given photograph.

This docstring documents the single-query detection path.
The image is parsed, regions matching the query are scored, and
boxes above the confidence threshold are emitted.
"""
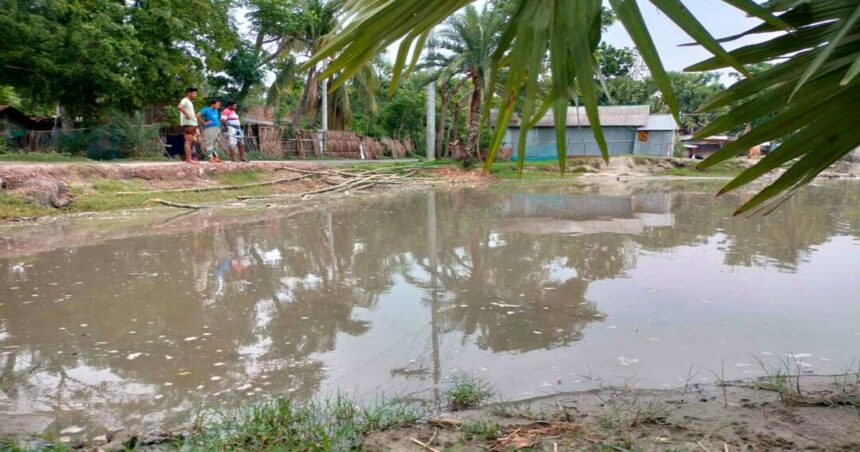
[6,380,857,450]
[369,379,860,451]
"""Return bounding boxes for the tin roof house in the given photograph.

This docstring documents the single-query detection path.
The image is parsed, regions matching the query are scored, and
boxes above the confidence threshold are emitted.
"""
[494,105,678,161]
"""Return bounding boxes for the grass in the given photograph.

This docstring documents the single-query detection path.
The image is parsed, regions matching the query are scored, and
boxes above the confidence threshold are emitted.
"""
[186,395,421,451]
[460,419,504,442]
[445,372,494,410]
[656,158,750,177]
[0,152,89,162]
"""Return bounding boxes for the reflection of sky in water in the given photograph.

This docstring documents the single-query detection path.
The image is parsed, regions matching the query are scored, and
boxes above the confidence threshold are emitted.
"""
[0,182,859,434]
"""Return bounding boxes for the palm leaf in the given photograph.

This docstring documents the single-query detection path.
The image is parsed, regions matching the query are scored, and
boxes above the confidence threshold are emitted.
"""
[308,0,860,214]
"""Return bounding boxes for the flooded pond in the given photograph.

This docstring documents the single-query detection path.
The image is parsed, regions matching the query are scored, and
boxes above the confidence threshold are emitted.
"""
[1,181,859,435]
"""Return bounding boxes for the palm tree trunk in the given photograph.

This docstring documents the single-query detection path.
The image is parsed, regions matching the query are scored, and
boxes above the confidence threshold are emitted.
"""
[292,65,319,128]
[437,91,450,157]
[466,73,482,164]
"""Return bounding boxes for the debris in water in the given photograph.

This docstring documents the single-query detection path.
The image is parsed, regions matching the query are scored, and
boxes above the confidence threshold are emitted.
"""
[648,289,657,293]
[700,299,713,304]
[60,426,84,434]
[214,362,226,367]
[196,385,204,390]
[165,355,173,360]
[211,376,221,381]
[236,384,252,391]
[786,353,812,359]
[178,372,192,376]
[126,353,143,360]
[617,357,639,366]
[645,337,660,342]
[79,324,88,327]
[532,331,542,335]
[154,394,164,400]
[184,337,198,342]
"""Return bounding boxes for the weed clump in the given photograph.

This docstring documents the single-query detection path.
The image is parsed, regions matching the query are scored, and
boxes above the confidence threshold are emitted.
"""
[445,372,494,410]
[188,394,420,450]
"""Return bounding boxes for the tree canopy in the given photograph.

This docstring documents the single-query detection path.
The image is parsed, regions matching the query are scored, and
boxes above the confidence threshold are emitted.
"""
[0,0,236,120]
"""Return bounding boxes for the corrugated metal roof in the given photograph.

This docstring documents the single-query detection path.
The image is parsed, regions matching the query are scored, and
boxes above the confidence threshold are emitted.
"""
[496,105,652,128]
[638,114,678,131]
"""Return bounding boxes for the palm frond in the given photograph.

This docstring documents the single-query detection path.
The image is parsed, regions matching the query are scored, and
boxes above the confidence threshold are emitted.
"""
[308,0,860,214]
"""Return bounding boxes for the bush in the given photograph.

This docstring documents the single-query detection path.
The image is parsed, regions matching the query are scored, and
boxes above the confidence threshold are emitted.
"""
[56,130,93,156]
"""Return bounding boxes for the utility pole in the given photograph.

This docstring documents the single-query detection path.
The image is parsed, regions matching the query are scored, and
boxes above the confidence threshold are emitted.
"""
[427,83,436,161]
[321,62,328,157]
[426,28,436,161]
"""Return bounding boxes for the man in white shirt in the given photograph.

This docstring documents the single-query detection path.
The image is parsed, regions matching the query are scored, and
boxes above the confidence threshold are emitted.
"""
[177,87,199,163]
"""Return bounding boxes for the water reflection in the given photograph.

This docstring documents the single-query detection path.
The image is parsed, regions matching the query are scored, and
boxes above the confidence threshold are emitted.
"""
[1,182,859,433]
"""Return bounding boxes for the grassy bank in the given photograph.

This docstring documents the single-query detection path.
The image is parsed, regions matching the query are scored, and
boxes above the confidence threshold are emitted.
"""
[3,369,858,451]
[0,157,751,222]
[0,170,287,221]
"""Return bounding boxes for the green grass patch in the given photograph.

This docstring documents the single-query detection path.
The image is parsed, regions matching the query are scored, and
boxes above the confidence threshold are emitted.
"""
[0,152,89,163]
[445,372,495,410]
[187,395,421,450]
[0,194,55,220]
[461,419,504,442]
[213,170,263,185]
[487,160,594,180]
[658,158,749,177]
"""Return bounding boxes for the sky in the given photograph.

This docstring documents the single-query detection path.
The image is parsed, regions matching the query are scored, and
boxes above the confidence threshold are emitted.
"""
[601,1,771,72]
[240,0,775,83]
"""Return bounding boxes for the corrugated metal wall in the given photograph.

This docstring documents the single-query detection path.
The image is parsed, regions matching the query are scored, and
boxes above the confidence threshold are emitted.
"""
[506,126,647,161]
[633,130,675,157]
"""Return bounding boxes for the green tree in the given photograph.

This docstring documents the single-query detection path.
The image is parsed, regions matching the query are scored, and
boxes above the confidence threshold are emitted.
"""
[0,0,237,121]
[425,4,506,163]
[312,0,860,214]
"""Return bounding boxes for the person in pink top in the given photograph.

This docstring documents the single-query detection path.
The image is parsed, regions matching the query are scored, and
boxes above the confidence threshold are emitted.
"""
[221,101,248,162]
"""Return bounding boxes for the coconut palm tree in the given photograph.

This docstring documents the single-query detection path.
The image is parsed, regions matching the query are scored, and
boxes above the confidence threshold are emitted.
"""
[424,4,506,162]
[308,0,860,215]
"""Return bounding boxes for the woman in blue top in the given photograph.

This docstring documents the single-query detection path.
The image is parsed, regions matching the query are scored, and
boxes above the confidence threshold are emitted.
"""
[197,99,223,163]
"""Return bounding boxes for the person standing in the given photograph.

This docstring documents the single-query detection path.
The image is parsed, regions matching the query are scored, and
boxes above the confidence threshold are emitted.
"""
[197,99,223,163]
[221,101,248,162]
[178,87,199,163]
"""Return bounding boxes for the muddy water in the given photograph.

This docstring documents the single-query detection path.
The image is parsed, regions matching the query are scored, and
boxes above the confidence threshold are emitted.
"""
[1,181,860,435]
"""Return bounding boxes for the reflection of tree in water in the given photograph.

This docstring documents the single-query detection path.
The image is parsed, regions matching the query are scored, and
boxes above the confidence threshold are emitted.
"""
[404,190,608,353]
[638,185,860,271]
[3,183,860,430]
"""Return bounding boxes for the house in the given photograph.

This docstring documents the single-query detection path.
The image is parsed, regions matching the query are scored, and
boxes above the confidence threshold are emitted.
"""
[0,105,57,149]
[495,105,678,161]
[679,134,735,159]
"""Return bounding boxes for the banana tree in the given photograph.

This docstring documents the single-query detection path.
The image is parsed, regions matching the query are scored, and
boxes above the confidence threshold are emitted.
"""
[308,0,860,215]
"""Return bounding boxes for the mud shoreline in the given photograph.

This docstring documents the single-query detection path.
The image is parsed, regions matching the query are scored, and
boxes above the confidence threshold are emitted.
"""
[3,377,857,450]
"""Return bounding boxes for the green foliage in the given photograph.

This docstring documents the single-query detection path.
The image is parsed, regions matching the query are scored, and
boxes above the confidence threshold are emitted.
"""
[596,42,637,78]
[0,0,237,120]
[461,419,504,442]
[209,44,268,104]
[445,372,494,410]
[188,395,420,450]
[603,72,727,133]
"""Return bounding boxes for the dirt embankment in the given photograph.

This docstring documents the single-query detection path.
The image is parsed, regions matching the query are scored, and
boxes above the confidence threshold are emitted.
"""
[369,379,860,451]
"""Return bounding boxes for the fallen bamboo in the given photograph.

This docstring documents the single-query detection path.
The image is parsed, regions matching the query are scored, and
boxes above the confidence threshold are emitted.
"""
[239,175,383,200]
[148,198,206,210]
[117,174,316,196]
[409,437,440,452]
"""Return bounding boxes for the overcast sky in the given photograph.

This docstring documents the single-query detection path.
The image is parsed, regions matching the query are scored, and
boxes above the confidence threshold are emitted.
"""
[460,0,770,72]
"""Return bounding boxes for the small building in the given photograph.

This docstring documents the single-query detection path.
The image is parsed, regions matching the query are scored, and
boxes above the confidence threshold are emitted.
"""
[680,134,735,159]
[496,105,678,161]
[0,105,57,149]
